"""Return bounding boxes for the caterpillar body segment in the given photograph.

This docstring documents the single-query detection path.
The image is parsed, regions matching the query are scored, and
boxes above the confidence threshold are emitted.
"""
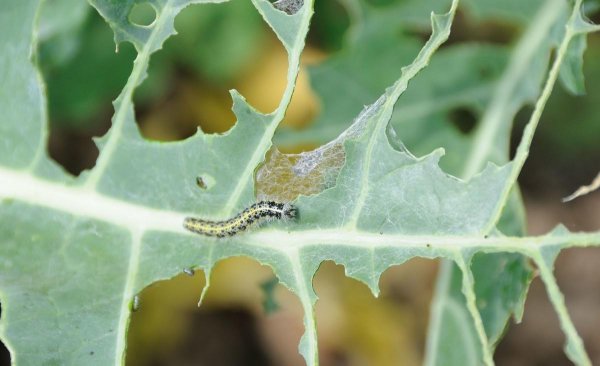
[183,201,297,238]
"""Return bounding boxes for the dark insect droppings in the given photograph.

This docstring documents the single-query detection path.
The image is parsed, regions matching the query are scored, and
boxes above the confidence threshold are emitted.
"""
[196,176,207,189]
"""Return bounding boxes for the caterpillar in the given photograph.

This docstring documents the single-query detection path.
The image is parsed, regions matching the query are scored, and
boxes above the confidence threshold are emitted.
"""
[183,201,297,238]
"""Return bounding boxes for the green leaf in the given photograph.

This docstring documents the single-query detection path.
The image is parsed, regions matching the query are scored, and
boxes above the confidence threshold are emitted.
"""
[559,33,587,95]
[2,1,600,366]
[275,0,562,364]
[557,5,598,95]
[426,1,570,362]
[274,0,443,147]
[164,0,265,82]
[0,1,49,170]
[1,0,314,364]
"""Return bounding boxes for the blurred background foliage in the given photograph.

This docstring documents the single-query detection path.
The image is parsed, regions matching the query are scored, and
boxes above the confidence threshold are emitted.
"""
[2,0,598,365]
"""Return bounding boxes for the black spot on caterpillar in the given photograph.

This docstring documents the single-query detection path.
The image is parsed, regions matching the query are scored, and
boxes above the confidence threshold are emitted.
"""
[183,201,297,238]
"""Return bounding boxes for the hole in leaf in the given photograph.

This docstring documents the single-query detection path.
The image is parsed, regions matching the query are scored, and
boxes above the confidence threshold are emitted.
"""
[522,179,600,236]
[126,257,303,366]
[589,7,600,24]
[378,259,438,358]
[0,341,9,366]
[379,258,437,311]
[128,3,157,27]
[41,9,136,175]
[494,273,569,365]
[307,0,350,51]
[164,308,272,365]
[134,0,296,141]
[313,260,436,365]
[401,27,432,44]
[448,107,477,134]
[513,43,600,200]
[496,248,600,365]
[446,10,519,46]
[48,124,103,176]
[0,303,10,366]
[270,49,322,137]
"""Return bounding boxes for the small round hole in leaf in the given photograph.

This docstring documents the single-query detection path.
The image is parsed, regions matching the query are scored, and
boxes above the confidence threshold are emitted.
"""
[448,107,477,134]
[128,3,156,27]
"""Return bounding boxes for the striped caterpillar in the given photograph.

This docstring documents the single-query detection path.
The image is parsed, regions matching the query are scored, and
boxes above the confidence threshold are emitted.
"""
[183,201,297,238]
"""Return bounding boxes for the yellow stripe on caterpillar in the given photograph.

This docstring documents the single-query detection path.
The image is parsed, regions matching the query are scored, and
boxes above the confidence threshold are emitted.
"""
[183,201,297,238]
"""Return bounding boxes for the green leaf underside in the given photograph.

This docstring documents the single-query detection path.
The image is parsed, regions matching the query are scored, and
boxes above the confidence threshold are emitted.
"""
[1,2,600,366]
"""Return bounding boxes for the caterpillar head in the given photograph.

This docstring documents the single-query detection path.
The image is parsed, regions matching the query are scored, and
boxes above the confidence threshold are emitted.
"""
[282,203,298,220]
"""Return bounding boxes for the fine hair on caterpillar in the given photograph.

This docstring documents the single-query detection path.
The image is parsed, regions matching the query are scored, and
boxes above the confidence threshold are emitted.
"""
[183,201,297,238]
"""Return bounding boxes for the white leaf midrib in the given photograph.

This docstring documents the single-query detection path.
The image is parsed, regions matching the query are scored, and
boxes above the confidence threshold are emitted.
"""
[3,167,598,252]
[0,168,185,233]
